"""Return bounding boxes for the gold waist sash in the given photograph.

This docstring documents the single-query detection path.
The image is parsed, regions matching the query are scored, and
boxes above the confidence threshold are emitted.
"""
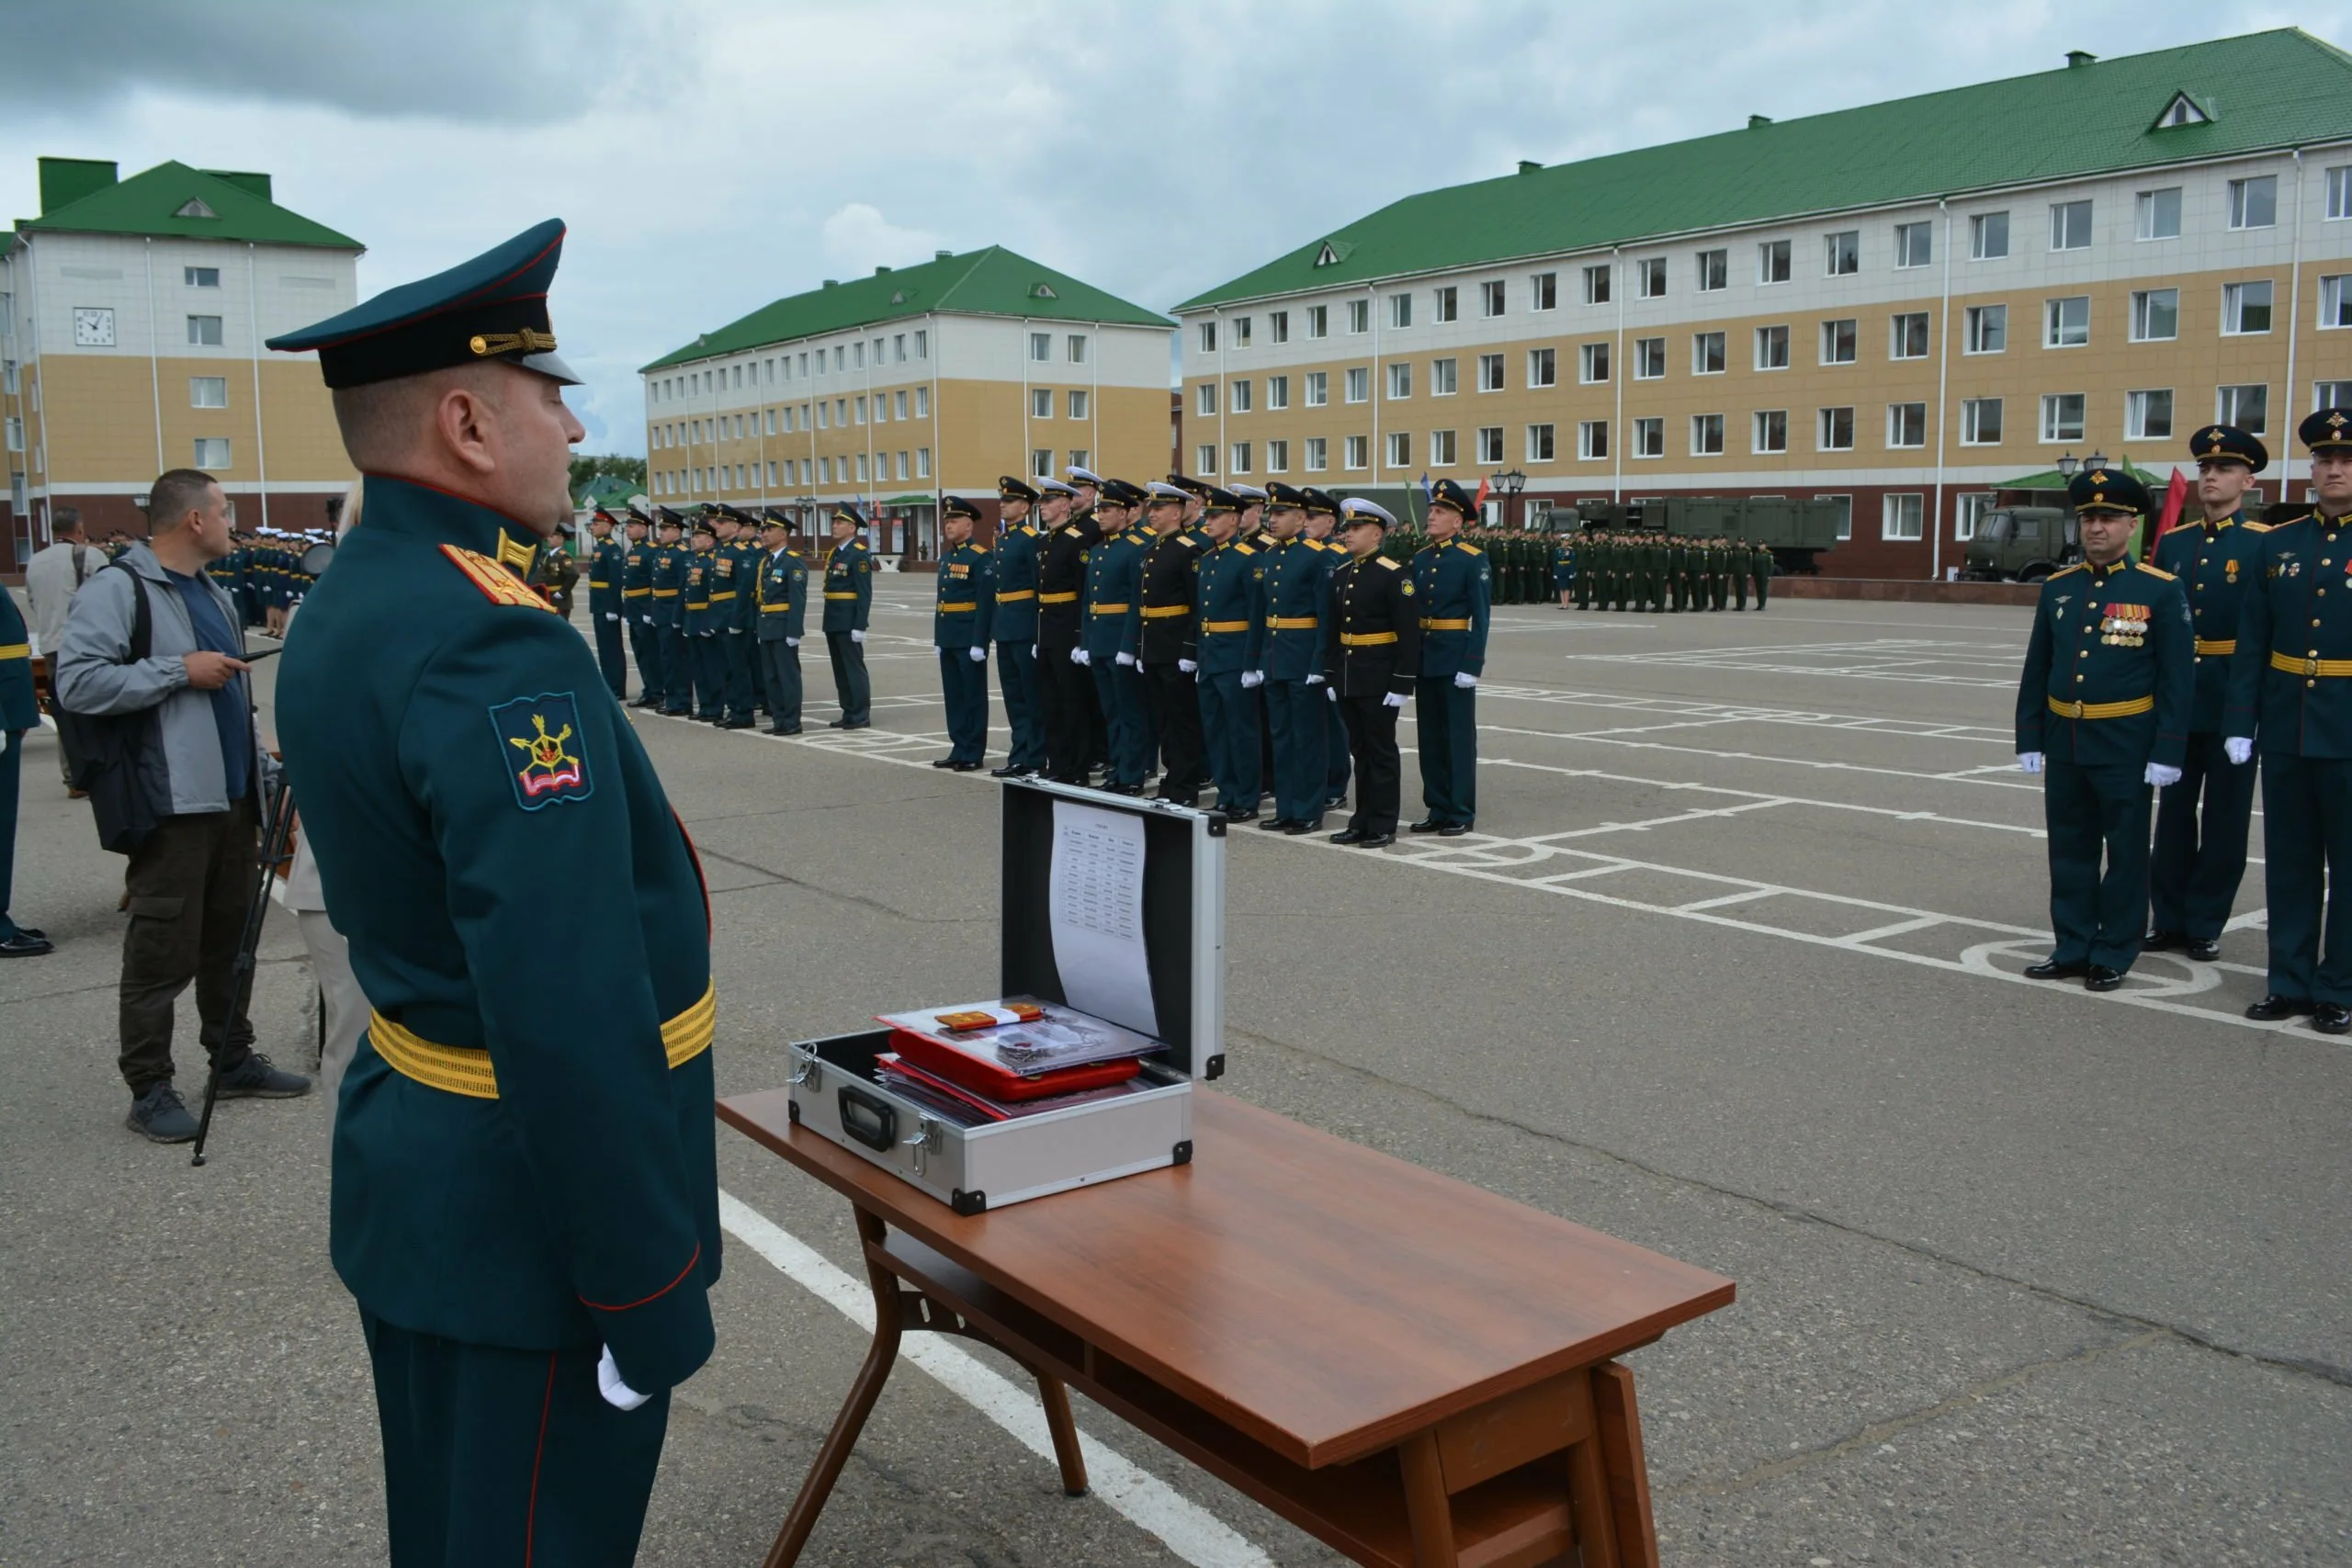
[369,983,715,1100]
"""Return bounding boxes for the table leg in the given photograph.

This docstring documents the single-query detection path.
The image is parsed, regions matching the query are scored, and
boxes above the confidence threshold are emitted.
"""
[1397,1430,1460,1568]
[762,1207,905,1568]
[1035,1372,1091,1497]
[1565,1420,1621,1568]
[1592,1361,1658,1568]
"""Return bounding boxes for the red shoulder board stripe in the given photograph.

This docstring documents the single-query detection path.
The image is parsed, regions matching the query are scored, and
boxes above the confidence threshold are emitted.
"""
[442,544,555,611]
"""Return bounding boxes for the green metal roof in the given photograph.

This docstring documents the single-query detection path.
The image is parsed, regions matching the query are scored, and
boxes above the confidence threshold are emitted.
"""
[574,474,645,510]
[17,160,359,250]
[1180,29,2352,310]
[643,245,1172,372]
[1995,459,2170,491]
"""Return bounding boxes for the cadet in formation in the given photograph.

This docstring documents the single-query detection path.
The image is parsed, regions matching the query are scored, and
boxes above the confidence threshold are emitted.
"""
[1193,487,1265,821]
[622,507,664,709]
[710,508,755,728]
[585,508,628,701]
[1034,477,1097,784]
[2014,468,2192,992]
[1411,479,1490,836]
[1256,482,1339,833]
[268,220,717,1568]
[754,512,806,735]
[1301,491,1353,809]
[653,511,692,716]
[931,495,995,771]
[1327,499,1419,846]
[989,477,1047,778]
[2224,406,2352,1031]
[821,504,873,729]
[682,518,721,720]
[1137,481,1207,805]
[1079,479,1153,795]
[2143,424,2269,964]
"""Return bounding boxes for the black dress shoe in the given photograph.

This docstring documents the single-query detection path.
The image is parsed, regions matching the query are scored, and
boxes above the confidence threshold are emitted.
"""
[769,726,803,736]
[1283,816,1326,835]
[628,695,660,709]
[0,931,55,958]
[1437,821,1474,837]
[2085,965,2125,992]
[1329,828,1368,844]
[840,720,871,730]
[948,761,985,773]
[2245,994,2316,1021]
[1103,783,1142,796]
[719,718,754,730]
[2143,929,2188,953]
[1223,807,1261,824]
[1256,817,1294,831]
[1355,831,1396,849]
[2185,937,2222,962]
[2023,958,2088,980]
[2315,1002,2352,1034]
[989,764,1020,777]
[1407,817,1443,834]
[932,758,957,768]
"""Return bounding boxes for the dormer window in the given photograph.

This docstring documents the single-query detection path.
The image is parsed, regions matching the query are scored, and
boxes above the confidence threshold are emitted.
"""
[2153,91,2211,130]
[1030,283,1057,299]
[175,197,217,219]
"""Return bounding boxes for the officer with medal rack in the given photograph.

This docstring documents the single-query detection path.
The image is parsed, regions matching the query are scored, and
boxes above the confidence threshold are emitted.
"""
[266,220,718,1566]
[1193,485,1267,822]
[620,506,662,709]
[1078,479,1154,795]
[1136,481,1206,805]
[820,503,874,729]
[651,509,692,716]
[931,496,995,771]
[2225,405,2352,1032]
[1257,482,1336,833]
[1326,498,1420,846]
[681,515,719,720]
[583,509,628,701]
[753,509,807,734]
[1411,478,1491,836]
[2014,466,2192,992]
[715,507,760,728]
[2143,425,2271,963]
[989,477,1048,778]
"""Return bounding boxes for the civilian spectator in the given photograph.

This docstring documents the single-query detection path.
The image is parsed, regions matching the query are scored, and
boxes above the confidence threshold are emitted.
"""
[24,507,104,791]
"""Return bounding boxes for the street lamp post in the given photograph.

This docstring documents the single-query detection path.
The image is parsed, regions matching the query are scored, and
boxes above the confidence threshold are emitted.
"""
[2056,451,2080,479]
[1491,467,1528,527]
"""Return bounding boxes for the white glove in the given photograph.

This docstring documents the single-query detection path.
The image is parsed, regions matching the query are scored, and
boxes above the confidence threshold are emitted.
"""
[849,629,865,644]
[1383,691,1407,709]
[1072,648,1091,666]
[2144,761,2182,788]
[1115,651,1136,668]
[968,647,987,662]
[640,615,655,626]
[1305,673,1325,686]
[2018,751,2045,774]
[605,612,619,622]
[1453,671,1478,689]
[786,637,800,648]
[597,1346,650,1412]
[1240,670,1264,689]
[2223,737,2254,765]
[1178,659,1198,674]
[1326,686,1338,704]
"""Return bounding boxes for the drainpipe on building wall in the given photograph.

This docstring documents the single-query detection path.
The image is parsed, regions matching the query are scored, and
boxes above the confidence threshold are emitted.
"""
[246,244,269,530]
[863,338,876,521]
[142,239,163,476]
[1611,245,1624,504]
[1216,308,1227,480]
[2284,147,2307,504]
[1090,321,1100,477]
[926,314,941,536]
[1931,198,1952,581]
[1368,288,1382,492]
[25,236,53,544]
[1022,314,1034,491]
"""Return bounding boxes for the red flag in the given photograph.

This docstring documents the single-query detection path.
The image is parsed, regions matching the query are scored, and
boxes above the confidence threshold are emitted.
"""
[1473,476,1491,513]
[2153,466,2189,543]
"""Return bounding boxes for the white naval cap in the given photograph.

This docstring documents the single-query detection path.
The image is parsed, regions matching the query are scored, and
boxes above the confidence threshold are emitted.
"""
[1143,480,1189,502]
[1340,498,1397,529]
[1036,478,1078,496]
[1066,465,1104,487]
[1231,483,1268,502]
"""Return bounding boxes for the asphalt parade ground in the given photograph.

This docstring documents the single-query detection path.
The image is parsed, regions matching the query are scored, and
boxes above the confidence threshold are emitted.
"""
[3,583,2346,1566]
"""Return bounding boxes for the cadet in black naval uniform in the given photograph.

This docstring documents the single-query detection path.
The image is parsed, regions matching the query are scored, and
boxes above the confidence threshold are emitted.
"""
[1137,481,1206,805]
[753,513,807,734]
[1034,478,1096,783]
[585,509,628,699]
[652,512,692,716]
[1300,489,1352,808]
[932,496,996,770]
[2144,425,2271,961]
[621,508,663,708]
[2225,406,2352,1030]
[268,220,716,1568]
[1326,499,1420,846]
[1410,479,1492,836]
[1068,467,1113,774]
[2014,468,2192,991]
[821,505,874,728]
[1257,483,1335,833]
[989,477,1047,778]
[711,509,756,728]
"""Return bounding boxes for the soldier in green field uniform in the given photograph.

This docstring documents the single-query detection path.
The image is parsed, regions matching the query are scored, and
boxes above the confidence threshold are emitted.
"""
[1749,540,1775,610]
[270,220,718,1568]
[1727,537,1749,611]
[2015,468,2192,992]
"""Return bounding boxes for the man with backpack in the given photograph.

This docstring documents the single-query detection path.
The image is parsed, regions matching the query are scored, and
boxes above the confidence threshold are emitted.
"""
[25,506,103,790]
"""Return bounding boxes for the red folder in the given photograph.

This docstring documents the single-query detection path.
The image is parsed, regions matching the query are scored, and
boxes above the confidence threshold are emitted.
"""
[888,1029,1143,1102]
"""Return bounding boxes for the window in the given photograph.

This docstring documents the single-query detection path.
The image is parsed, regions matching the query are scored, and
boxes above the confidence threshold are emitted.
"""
[1232,317,1252,347]
[187,314,223,346]
[1197,444,1218,474]
[1030,332,1052,362]
[1230,379,1252,412]
[1347,299,1369,334]
[2135,186,2182,240]
[1389,292,1413,329]
[1964,303,2007,354]
[1068,333,1088,363]
[2331,165,2352,220]
[1525,347,1555,388]
[1581,265,1611,304]
[1890,312,1929,359]
[2040,392,2086,442]
[2217,384,2268,434]
[2223,280,2274,334]
[1695,248,1728,291]
[1577,421,1608,460]
[917,448,932,478]
[1020,447,1046,479]
[1231,442,1252,474]
[1197,382,1217,416]
[1199,321,1218,353]
[1631,418,1664,458]
[1821,494,1853,541]
[184,266,220,288]
[2126,389,2174,440]
[1894,221,1932,268]
[1530,271,1557,310]
[1962,398,2004,445]
[2323,275,2352,329]
[1268,439,1290,472]
[1344,435,1369,469]
[1956,492,1995,541]
[1306,371,1329,406]
[1477,353,1504,392]
[1817,406,1855,450]
[1634,337,1665,378]
[1062,389,1086,421]
[1690,413,1725,456]
[1635,257,1667,298]
[1307,304,1329,338]
[5,416,22,453]
[2131,288,2179,342]
[2044,296,2090,347]
[2317,381,2352,413]
[1385,432,1412,467]
[1579,342,1611,383]
[1686,332,1723,376]
[1527,423,1557,462]
[1306,436,1329,471]
[1069,449,1088,471]
[1825,230,1859,276]
[1480,279,1506,317]
[1429,430,1457,466]
[1269,310,1289,344]
[1758,239,1792,284]
[1386,363,1412,400]
[1477,426,1504,463]
[1033,389,1054,418]
[1433,286,1459,322]
[193,437,231,469]
[1753,410,1788,454]
[1820,319,1857,365]
[853,344,865,370]
[1886,402,1927,447]
[2229,175,2278,231]
[2050,199,2092,250]
[1344,367,1369,403]
[1755,324,1790,370]
[1432,357,1459,395]
[188,376,227,408]
[1268,375,1291,410]
[914,387,929,417]
[1881,494,1923,542]
[1970,211,2009,259]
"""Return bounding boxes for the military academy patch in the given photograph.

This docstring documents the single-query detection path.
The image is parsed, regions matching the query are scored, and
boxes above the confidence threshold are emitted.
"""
[489,692,593,810]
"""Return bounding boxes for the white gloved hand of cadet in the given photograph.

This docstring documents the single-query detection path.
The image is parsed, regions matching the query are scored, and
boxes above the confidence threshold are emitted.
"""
[1453,671,1478,689]
[597,1346,650,1412]
[2223,736,2254,766]
[1326,686,1338,704]
[968,647,987,662]
[1114,651,1136,668]
[1383,691,1407,709]
[605,612,619,622]
[849,629,865,644]
[1177,658,1198,674]
[1240,670,1264,689]
[1071,648,1091,666]
[1306,673,1325,686]
[786,637,799,648]
[2018,751,2045,774]
[2144,761,2182,788]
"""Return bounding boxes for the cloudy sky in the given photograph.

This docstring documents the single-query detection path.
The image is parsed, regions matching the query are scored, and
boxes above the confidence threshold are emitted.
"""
[6,0,2337,455]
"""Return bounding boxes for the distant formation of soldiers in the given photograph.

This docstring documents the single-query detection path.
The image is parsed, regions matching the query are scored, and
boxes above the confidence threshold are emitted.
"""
[1557,532,1776,613]
[196,525,334,634]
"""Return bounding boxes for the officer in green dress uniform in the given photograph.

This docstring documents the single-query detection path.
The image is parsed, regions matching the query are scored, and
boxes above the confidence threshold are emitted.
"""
[652,512,692,716]
[621,508,663,709]
[1326,499,1420,846]
[753,511,807,734]
[820,504,873,729]
[683,518,722,721]
[1034,479,1096,784]
[2224,406,2352,1031]
[267,220,717,1568]
[930,495,996,771]
[585,509,628,700]
[708,509,755,728]
[988,477,1047,778]
[2144,425,2271,962]
[1136,481,1206,806]
[1079,479,1153,794]
[1253,483,1332,833]
[1411,479,1491,836]
[1193,487,1265,821]
[1,583,51,955]
[2015,468,2192,991]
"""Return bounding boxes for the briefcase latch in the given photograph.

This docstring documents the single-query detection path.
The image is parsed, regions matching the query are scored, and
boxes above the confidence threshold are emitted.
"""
[904,1115,944,1175]
[788,1048,820,1090]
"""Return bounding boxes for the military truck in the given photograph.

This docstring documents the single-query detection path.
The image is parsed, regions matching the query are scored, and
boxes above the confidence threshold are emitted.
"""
[1562,496,1843,574]
[1958,506,2076,581]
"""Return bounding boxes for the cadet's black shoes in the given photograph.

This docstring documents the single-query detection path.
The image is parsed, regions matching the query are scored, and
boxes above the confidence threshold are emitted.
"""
[2023,958,2088,980]
[216,1053,312,1099]
[1283,817,1325,835]
[1437,822,1474,837]
[2143,929,2188,952]
[2245,994,2315,1021]
[931,757,957,768]
[2314,1003,2352,1034]
[769,726,803,737]
[1222,807,1261,825]
[947,761,984,773]
[0,931,54,957]
[1256,817,1292,831]
[1408,818,1444,833]
[2085,965,2125,992]
[2185,938,2222,962]
[1329,829,1369,844]
[1355,832,1396,849]
[126,1083,198,1144]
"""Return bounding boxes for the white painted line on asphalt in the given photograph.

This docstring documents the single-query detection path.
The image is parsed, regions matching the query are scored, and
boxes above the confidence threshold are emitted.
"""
[1674,887,1781,913]
[716,1190,1274,1568]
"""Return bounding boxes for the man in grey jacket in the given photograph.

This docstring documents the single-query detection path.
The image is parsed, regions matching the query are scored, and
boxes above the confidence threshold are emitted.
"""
[24,507,102,789]
[55,468,311,1143]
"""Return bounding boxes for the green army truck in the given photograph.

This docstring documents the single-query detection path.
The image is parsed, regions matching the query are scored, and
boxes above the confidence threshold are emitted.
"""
[1564,496,1843,574]
[1958,506,2077,581]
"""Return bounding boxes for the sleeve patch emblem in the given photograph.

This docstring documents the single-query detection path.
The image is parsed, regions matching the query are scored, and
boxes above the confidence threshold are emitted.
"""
[489,692,594,810]
[442,545,557,611]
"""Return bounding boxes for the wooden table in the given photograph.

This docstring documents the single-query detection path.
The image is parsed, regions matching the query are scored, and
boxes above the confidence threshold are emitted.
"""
[718,1087,1733,1568]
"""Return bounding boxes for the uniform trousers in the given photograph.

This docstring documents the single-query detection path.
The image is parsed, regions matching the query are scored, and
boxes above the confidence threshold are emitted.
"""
[1090,660,1150,787]
[119,794,259,1093]
[1753,570,1771,609]
[1338,694,1403,837]
[2150,731,2257,942]
[2041,758,2153,973]
[1142,662,1205,801]
[2256,753,2352,1004]
[1197,672,1261,812]
[361,1311,669,1568]
[660,626,695,714]
[759,640,803,731]
[938,649,989,763]
[720,630,754,722]
[1265,679,1327,824]
[1323,692,1352,803]
[593,614,627,700]
[995,640,1046,773]
[0,728,24,936]
[628,615,664,705]
[1038,640,1092,780]
[1414,678,1478,825]
[824,631,871,726]
[690,635,724,718]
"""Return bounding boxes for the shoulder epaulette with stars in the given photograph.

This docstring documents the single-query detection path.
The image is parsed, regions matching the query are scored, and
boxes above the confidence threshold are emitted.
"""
[441,545,556,611]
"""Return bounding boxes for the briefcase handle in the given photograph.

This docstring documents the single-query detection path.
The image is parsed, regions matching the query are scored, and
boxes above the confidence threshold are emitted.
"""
[837,1085,898,1153]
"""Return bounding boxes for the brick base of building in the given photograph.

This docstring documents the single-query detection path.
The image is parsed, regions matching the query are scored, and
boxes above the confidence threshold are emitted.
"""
[1773,576,2039,606]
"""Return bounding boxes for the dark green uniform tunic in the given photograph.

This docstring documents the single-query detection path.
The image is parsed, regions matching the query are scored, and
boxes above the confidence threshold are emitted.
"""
[820,538,873,727]
[755,543,808,734]
[933,539,996,764]
[587,533,628,698]
[1411,538,1491,829]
